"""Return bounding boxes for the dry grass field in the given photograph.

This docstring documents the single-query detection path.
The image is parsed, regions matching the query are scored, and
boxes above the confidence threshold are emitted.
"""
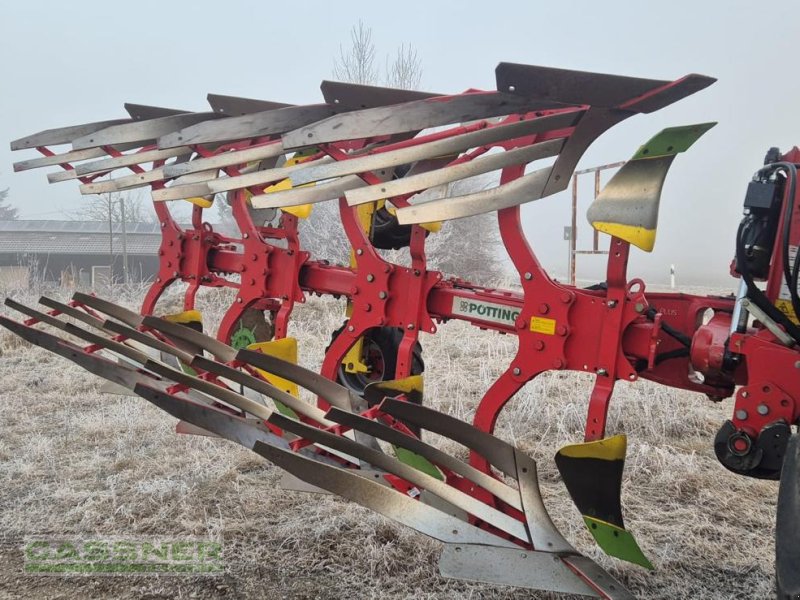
[0,283,778,599]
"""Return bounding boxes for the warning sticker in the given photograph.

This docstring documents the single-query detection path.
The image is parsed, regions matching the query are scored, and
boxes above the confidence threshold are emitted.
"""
[530,316,556,335]
[777,245,799,324]
[451,297,520,327]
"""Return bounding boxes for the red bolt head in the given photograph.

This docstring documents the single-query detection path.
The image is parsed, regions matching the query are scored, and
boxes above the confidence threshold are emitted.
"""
[538,303,550,314]
[534,340,545,351]
[560,292,572,304]
[552,358,564,369]
[556,325,568,336]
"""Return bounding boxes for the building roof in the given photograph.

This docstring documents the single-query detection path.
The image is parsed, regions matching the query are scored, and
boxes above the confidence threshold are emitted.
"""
[0,220,162,256]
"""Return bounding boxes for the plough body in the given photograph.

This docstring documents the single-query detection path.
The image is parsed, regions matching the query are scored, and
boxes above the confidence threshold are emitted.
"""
[5,62,800,599]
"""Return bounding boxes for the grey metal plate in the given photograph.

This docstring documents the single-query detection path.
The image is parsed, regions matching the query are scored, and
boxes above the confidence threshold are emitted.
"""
[438,544,599,597]
[236,348,359,411]
[252,440,517,548]
[586,155,674,231]
[133,382,284,451]
[495,62,667,108]
[102,319,194,365]
[143,359,270,419]
[623,74,716,114]
[11,118,132,150]
[207,94,292,116]
[513,449,575,553]
[150,176,216,202]
[268,412,529,543]
[326,407,523,511]
[72,112,223,150]
[79,166,171,194]
[190,355,333,426]
[282,92,567,149]
[320,80,439,108]
[395,166,551,225]
[380,398,518,477]
[346,139,564,207]
[74,146,192,177]
[141,315,237,362]
[0,316,151,391]
[14,147,110,172]
[37,296,105,328]
[72,292,145,327]
[163,141,285,178]
[204,156,334,196]
[251,174,367,208]
[289,110,582,187]
[395,108,630,225]
[124,104,190,120]
[158,104,337,149]
[561,555,636,599]
[541,108,630,198]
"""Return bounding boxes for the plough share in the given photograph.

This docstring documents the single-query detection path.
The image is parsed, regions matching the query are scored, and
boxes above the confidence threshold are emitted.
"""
[5,63,800,598]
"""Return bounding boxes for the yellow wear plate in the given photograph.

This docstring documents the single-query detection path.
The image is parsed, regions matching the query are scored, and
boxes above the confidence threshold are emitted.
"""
[591,222,656,253]
[164,309,203,325]
[558,434,627,460]
[186,196,214,209]
[529,316,556,335]
[252,151,316,219]
[384,204,442,233]
[247,337,300,399]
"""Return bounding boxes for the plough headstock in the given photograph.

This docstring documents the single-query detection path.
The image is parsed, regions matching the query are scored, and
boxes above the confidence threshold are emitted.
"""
[5,61,800,599]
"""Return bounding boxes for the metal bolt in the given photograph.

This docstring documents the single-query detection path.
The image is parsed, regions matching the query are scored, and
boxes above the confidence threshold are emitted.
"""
[524,272,532,280]
[596,368,608,376]
[796,360,800,369]
[236,298,243,303]
[366,274,375,282]
[348,325,355,332]
[378,291,387,299]
[757,404,769,416]
[628,373,636,381]
[364,304,371,312]
[407,324,415,330]
[634,302,645,313]
[243,233,249,239]
[556,325,568,336]
[414,269,421,276]
[356,248,363,255]
[538,303,549,314]
[513,367,521,376]
[160,221,166,227]
[607,300,618,308]
[735,409,748,420]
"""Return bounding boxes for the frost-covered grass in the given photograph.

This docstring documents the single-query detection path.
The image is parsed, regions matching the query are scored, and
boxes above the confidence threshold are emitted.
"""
[0,283,775,599]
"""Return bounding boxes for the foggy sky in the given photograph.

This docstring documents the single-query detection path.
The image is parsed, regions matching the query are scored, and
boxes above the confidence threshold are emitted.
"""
[2,1,798,288]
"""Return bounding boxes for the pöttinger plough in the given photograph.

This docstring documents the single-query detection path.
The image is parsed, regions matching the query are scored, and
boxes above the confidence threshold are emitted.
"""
[5,62,800,598]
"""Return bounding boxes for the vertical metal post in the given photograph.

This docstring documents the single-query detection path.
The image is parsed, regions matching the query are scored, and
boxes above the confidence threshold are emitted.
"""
[120,197,128,285]
[593,170,601,252]
[107,193,113,282]
[570,174,577,286]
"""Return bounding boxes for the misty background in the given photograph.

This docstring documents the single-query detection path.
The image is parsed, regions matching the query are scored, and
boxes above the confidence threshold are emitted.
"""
[1,0,798,287]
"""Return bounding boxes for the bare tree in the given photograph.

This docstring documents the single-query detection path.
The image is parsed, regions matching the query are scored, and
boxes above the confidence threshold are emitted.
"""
[385,44,423,90]
[0,188,18,220]
[321,22,502,282]
[333,21,378,85]
[78,190,156,224]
